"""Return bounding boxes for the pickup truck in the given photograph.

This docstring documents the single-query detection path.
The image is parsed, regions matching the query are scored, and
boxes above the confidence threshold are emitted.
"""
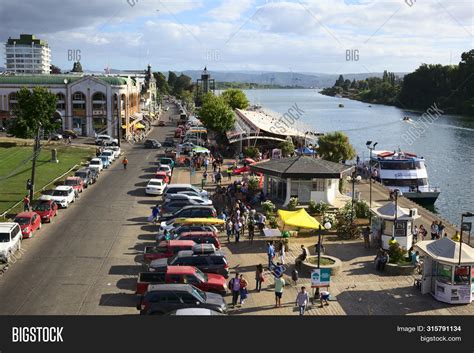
[143,240,195,264]
[136,266,227,296]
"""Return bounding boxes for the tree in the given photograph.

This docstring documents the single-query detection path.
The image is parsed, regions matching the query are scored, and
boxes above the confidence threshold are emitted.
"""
[10,87,59,138]
[173,73,193,97]
[50,64,61,74]
[221,88,249,110]
[167,71,178,89]
[279,138,295,157]
[153,72,169,95]
[198,93,235,133]
[335,74,345,87]
[71,61,83,73]
[316,131,356,163]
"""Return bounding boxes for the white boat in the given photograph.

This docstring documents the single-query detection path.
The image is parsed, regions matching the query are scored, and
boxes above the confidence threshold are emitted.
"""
[370,149,440,205]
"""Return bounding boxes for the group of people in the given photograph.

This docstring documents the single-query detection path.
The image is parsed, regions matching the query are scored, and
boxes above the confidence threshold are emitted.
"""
[222,200,267,244]
[412,220,450,243]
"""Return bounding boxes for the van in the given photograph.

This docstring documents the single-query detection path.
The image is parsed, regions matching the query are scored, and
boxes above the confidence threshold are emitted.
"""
[0,223,22,263]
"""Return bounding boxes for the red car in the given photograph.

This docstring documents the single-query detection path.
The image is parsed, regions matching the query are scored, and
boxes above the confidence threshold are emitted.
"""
[143,240,195,263]
[177,232,221,249]
[14,211,42,238]
[136,266,227,296]
[64,177,84,195]
[154,171,170,184]
[32,198,58,223]
[232,165,250,175]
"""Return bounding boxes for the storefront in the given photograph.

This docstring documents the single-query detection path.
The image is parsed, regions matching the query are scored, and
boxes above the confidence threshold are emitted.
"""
[415,237,474,304]
[370,202,420,250]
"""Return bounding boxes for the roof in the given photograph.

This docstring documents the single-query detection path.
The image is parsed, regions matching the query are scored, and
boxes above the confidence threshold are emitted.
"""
[55,185,73,190]
[147,284,193,292]
[180,231,217,236]
[371,202,420,220]
[0,75,128,86]
[0,222,17,230]
[250,155,352,179]
[7,34,48,46]
[161,240,196,247]
[165,266,196,275]
[14,212,36,218]
[415,238,474,264]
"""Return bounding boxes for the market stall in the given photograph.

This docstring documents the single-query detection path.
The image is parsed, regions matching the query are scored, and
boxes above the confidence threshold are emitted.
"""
[370,202,420,250]
[415,237,474,304]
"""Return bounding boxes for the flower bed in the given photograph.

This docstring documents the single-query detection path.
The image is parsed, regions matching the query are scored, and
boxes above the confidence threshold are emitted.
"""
[300,255,342,276]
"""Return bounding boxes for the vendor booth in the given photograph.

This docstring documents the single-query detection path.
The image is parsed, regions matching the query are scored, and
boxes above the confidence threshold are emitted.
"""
[370,202,420,250]
[415,237,474,304]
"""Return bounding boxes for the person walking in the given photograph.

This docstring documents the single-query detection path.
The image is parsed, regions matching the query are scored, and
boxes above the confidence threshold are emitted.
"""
[234,219,242,243]
[419,224,427,240]
[23,195,30,212]
[229,273,241,308]
[279,242,286,265]
[151,205,160,225]
[239,274,248,305]
[362,226,371,248]
[291,268,299,286]
[295,286,309,315]
[267,241,275,269]
[274,275,285,308]
[255,264,264,292]
[437,221,445,239]
[122,157,128,170]
[248,217,255,243]
[430,221,438,240]
[413,225,419,243]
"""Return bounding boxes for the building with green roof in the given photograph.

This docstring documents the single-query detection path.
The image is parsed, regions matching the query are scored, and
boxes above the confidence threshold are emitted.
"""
[5,34,51,74]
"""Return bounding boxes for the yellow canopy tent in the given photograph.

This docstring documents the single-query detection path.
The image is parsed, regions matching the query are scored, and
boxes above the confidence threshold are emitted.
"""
[277,208,325,229]
[135,122,146,129]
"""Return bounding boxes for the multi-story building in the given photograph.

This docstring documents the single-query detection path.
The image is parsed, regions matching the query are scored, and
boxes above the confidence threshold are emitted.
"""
[0,73,156,138]
[4,34,51,74]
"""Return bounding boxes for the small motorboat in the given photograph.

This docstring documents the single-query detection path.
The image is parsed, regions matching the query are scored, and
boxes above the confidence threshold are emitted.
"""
[402,116,411,121]
[339,103,344,108]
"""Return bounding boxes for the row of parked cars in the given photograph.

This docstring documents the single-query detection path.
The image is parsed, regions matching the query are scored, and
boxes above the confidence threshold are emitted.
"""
[0,146,121,264]
[135,144,231,315]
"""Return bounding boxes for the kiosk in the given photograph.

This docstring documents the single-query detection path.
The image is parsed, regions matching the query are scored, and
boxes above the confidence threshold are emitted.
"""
[415,237,474,304]
[370,202,420,250]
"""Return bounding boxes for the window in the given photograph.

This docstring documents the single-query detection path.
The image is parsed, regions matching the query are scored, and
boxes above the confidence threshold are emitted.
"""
[181,293,197,304]
[178,209,192,217]
[211,257,225,265]
[437,264,452,284]
[167,275,183,284]
[192,257,208,265]
[454,266,470,285]
[184,275,201,285]
[312,179,325,192]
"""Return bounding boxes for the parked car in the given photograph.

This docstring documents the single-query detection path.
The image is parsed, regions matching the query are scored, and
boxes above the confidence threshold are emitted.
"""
[159,205,217,223]
[176,190,210,199]
[156,224,218,242]
[101,150,116,162]
[177,232,221,249]
[95,134,118,146]
[88,167,99,183]
[157,165,172,177]
[154,171,170,184]
[149,249,229,278]
[136,266,227,296]
[168,308,224,316]
[64,177,84,196]
[108,146,121,158]
[158,121,165,127]
[62,130,78,139]
[232,165,250,175]
[162,137,174,148]
[146,179,166,195]
[163,194,212,205]
[13,212,42,239]
[144,139,161,149]
[160,199,212,215]
[89,158,104,173]
[49,133,63,141]
[74,168,92,187]
[158,157,175,169]
[98,155,111,169]
[0,223,22,264]
[164,184,208,199]
[32,196,58,223]
[144,240,196,263]
[50,185,76,208]
[136,284,227,315]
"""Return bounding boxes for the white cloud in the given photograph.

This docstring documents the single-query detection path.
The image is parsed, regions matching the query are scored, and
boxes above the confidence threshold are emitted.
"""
[207,0,254,21]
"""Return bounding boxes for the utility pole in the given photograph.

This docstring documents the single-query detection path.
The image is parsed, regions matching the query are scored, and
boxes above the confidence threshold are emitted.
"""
[29,126,41,202]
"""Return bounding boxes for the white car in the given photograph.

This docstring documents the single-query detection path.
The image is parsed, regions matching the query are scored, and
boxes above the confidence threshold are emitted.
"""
[89,158,104,173]
[164,193,212,205]
[101,150,115,162]
[0,223,22,264]
[108,146,121,158]
[50,185,76,208]
[158,164,172,177]
[145,179,166,195]
[95,134,118,146]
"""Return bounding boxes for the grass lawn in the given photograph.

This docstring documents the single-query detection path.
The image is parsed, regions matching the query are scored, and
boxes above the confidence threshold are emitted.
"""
[0,144,94,216]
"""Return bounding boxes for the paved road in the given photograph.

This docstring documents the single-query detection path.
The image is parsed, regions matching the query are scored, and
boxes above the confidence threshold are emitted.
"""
[0,105,177,315]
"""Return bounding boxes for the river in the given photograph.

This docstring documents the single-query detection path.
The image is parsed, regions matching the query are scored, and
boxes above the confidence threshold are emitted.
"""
[242,89,474,226]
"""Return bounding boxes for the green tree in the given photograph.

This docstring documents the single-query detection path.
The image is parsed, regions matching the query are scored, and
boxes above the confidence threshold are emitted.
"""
[153,72,169,95]
[10,87,59,138]
[173,73,193,97]
[279,138,295,157]
[198,93,235,133]
[335,74,345,87]
[167,71,178,89]
[317,131,356,163]
[221,88,249,110]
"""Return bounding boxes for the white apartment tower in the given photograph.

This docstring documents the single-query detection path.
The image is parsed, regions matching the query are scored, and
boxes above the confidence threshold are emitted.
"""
[5,34,51,74]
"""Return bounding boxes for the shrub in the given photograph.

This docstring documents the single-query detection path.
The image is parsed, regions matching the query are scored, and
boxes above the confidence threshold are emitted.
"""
[308,200,318,214]
[268,216,279,229]
[311,201,329,215]
[261,200,275,215]
[244,146,259,159]
[248,175,261,193]
[388,240,406,264]
[355,200,370,219]
[287,197,299,211]
[323,213,337,228]
[335,210,360,240]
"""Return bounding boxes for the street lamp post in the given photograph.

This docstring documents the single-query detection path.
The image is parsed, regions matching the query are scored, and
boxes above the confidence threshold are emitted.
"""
[391,189,402,240]
[346,170,362,224]
[459,212,474,265]
[315,222,332,299]
[366,141,378,221]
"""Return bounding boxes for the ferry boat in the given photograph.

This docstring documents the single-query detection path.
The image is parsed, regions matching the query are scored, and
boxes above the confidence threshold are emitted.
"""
[370,149,440,205]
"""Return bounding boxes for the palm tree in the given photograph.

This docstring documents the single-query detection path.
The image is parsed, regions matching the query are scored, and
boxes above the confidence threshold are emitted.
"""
[317,131,356,163]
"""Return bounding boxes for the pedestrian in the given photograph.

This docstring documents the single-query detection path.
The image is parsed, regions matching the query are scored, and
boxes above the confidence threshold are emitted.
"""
[362,226,371,248]
[257,212,266,236]
[204,156,209,171]
[68,136,72,144]
[234,219,242,243]
[23,195,30,212]
[279,242,286,264]
[274,275,285,308]
[437,221,445,239]
[320,290,330,307]
[229,273,241,307]
[255,264,264,292]
[151,205,160,224]
[122,157,128,170]
[267,241,275,269]
[227,166,232,181]
[295,286,309,315]
[215,168,222,185]
[248,217,255,243]
[239,274,248,305]
[413,225,419,243]
[295,244,308,271]
[430,221,438,240]
[291,268,299,286]
[419,224,427,240]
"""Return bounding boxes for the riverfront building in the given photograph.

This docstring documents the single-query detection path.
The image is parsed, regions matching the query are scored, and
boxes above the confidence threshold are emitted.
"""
[4,34,51,74]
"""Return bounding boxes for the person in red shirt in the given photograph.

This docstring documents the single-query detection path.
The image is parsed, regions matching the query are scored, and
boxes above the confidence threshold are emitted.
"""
[23,195,30,211]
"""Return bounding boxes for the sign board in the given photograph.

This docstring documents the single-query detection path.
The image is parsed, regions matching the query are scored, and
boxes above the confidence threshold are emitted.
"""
[311,268,331,288]
[271,148,282,159]
[461,222,472,232]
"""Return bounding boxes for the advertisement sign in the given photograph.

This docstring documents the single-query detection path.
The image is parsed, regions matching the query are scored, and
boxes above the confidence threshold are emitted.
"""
[311,268,331,288]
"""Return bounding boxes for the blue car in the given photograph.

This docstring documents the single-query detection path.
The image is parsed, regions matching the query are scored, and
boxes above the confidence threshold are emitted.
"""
[99,155,111,168]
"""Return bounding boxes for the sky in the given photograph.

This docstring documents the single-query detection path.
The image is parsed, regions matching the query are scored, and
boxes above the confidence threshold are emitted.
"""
[0,0,472,74]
